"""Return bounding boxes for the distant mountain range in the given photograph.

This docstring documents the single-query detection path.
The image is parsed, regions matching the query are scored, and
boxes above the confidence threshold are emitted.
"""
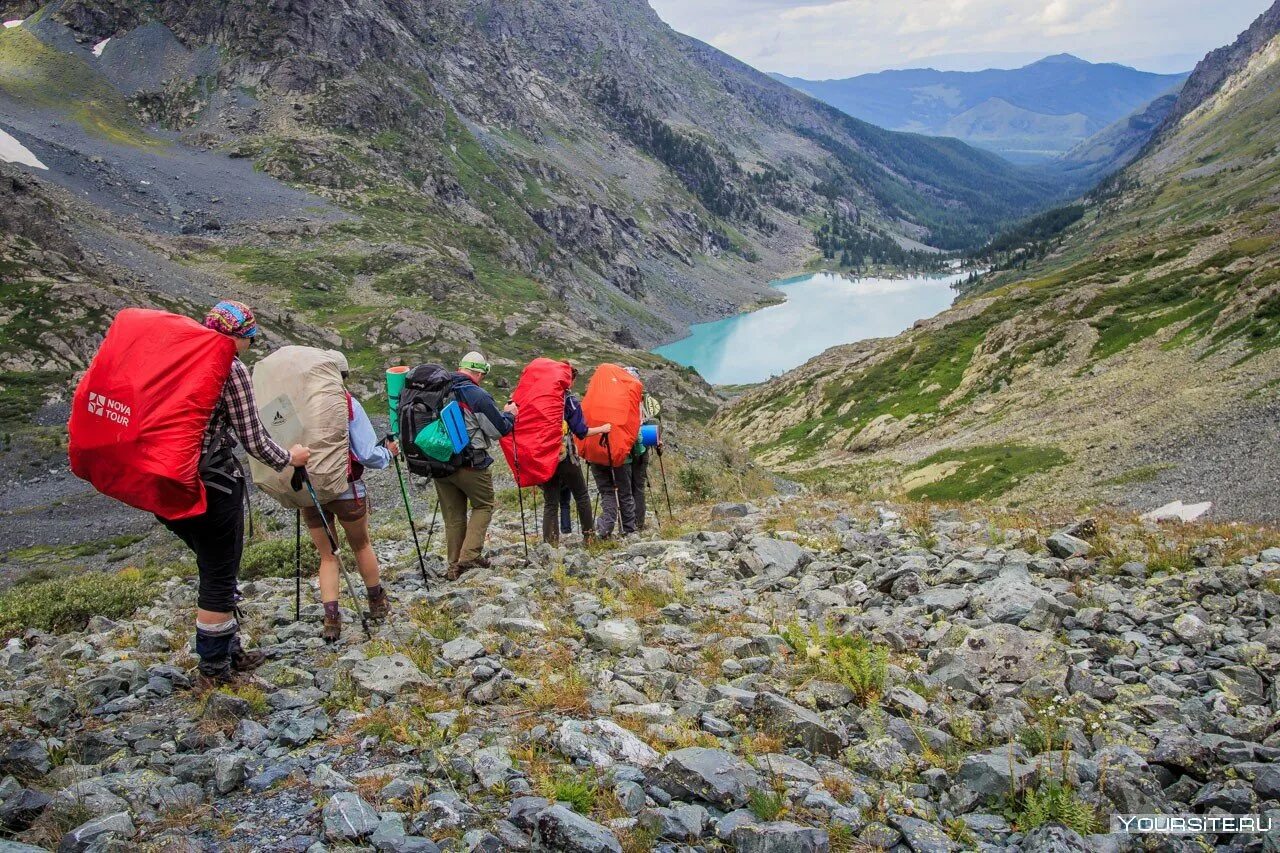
[773,54,1188,163]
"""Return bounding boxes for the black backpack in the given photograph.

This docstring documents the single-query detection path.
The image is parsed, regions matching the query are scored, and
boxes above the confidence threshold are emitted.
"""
[399,364,473,479]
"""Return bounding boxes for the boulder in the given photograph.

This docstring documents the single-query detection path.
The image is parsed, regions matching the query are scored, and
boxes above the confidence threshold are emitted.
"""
[930,623,1065,685]
[890,814,956,852]
[730,821,829,852]
[350,655,428,697]
[532,804,621,853]
[753,692,846,756]
[586,619,642,655]
[657,748,763,810]
[56,811,136,853]
[555,719,661,769]
[441,637,484,665]
[1046,532,1091,559]
[324,792,380,840]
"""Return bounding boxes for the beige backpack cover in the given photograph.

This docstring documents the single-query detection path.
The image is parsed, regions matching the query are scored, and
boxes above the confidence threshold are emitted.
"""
[250,346,350,509]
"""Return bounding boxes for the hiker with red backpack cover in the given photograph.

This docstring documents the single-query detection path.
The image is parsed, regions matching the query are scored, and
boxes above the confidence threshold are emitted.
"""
[499,359,612,547]
[576,363,644,539]
[69,301,311,690]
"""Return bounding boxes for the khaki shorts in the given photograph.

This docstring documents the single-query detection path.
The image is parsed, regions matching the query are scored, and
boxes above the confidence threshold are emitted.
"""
[302,496,368,529]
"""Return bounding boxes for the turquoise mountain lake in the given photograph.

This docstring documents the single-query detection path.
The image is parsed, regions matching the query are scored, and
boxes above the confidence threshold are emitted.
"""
[653,271,965,385]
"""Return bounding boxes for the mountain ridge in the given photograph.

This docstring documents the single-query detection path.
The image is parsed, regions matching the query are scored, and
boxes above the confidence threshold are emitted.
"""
[773,55,1187,163]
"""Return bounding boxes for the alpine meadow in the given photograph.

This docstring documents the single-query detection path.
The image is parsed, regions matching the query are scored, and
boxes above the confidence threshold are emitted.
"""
[1,1,1280,852]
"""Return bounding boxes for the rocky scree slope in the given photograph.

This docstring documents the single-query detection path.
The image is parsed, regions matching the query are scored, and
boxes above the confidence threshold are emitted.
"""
[716,1,1280,522]
[2,498,1280,851]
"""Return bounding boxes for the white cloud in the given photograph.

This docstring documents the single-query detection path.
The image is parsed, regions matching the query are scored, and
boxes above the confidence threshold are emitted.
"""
[648,0,1271,77]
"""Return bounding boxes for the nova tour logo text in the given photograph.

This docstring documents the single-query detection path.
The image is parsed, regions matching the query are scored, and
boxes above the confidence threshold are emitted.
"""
[87,392,131,426]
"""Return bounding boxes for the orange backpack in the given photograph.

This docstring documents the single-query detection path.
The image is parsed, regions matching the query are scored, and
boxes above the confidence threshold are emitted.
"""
[575,364,642,466]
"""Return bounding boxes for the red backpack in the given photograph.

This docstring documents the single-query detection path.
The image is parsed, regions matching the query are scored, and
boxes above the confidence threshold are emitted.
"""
[576,363,642,466]
[500,358,573,487]
[68,308,237,520]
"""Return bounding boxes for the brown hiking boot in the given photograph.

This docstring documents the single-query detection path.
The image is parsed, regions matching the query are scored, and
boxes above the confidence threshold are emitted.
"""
[322,612,342,643]
[367,587,390,621]
[193,667,243,692]
[457,556,491,572]
[228,635,267,672]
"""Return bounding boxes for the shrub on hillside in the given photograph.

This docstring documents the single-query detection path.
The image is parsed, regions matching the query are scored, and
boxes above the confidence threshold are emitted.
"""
[0,567,153,637]
[241,537,320,580]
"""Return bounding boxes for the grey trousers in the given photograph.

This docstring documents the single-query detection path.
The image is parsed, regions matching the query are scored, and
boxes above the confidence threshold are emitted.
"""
[591,462,636,537]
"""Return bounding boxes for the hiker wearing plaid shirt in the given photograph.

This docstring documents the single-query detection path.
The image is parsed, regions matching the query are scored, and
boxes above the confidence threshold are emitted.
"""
[158,301,312,689]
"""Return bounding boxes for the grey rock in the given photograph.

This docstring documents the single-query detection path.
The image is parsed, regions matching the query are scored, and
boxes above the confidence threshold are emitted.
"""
[657,747,763,810]
[351,654,428,697]
[137,626,173,652]
[1047,532,1092,559]
[323,792,380,840]
[638,805,704,842]
[971,565,1064,624]
[0,788,51,832]
[711,502,751,519]
[532,804,621,853]
[442,637,485,664]
[1020,823,1091,852]
[0,741,49,779]
[56,812,136,853]
[754,692,846,756]
[744,537,807,578]
[472,744,512,789]
[556,718,661,769]
[731,820,829,852]
[890,814,956,852]
[586,619,643,654]
[33,690,77,729]
[214,754,247,795]
[956,745,1035,807]
[1171,613,1209,645]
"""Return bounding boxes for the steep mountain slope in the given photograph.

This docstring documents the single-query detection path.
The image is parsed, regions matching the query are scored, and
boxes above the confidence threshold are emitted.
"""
[0,0,1070,554]
[1052,91,1180,183]
[775,55,1187,163]
[719,2,1280,521]
[0,0,1063,426]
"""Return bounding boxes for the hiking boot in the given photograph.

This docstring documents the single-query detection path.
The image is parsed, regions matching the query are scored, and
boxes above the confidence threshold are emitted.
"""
[322,613,342,643]
[458,556,491,571]
[229,637,267,672]
[193,667,242,692]
[367,587,390,621]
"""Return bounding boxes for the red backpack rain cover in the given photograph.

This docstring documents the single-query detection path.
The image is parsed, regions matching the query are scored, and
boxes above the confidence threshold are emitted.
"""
[68,308,237,521]
[501,358,573,487]
[576,363,642,467]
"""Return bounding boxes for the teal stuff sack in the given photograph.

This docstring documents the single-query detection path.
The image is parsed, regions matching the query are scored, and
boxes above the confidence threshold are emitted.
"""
[413,419,456,462]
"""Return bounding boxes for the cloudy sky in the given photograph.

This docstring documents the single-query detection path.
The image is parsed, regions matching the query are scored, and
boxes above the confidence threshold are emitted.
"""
[647,0,1270,78]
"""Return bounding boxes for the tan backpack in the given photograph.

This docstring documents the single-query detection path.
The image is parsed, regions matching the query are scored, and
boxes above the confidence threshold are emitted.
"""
[250,346,351,508]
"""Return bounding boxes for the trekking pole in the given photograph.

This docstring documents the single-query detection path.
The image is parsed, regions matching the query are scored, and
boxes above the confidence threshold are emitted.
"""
[293,467,371,639]
[425,494,439,551]
[646,471,661,530]
[655,419,674,517]
[508,429,530,559]
[294,510,301,622]
[391,447,429,583]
